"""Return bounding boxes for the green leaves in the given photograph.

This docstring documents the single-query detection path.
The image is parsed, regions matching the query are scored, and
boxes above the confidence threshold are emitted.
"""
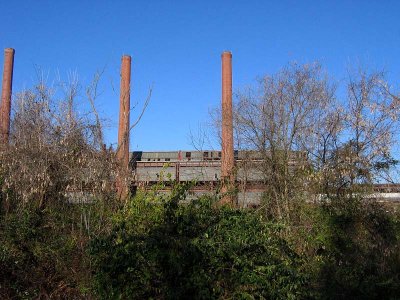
[90,186,307,299]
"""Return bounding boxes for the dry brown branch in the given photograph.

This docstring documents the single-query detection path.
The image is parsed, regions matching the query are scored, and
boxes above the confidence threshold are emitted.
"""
[0,73,120,212]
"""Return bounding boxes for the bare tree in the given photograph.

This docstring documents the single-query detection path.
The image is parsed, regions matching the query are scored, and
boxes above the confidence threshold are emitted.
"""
[228,62,400,221]
[231,63,336,220]
[0,72,119,212]
[319,68,400,195]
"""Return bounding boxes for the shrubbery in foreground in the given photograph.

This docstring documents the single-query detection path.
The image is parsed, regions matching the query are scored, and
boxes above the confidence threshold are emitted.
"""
[90,185,308,299]
[1,185,400,299]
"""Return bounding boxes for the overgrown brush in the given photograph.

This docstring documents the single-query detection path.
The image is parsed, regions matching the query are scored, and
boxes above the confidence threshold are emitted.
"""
[0,74,123,299]
[0,77,120,212]
[1,64,400,299]
[90,183,309,299]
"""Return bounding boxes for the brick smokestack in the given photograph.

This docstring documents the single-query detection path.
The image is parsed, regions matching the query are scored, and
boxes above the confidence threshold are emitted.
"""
[221,51,235,205]
[117,55,131,198]
[0,48,15,146]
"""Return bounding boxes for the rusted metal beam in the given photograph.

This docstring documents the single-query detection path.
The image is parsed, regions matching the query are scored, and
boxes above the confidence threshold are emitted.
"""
[0,48,15,146]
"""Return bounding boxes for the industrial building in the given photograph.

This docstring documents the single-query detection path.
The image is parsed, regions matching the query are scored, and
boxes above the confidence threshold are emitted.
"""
[2,49,399,206]
[130,150,400,206]
[130,150,305,207]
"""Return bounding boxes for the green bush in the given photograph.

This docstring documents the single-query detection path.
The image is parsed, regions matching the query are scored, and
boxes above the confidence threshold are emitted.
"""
[90,184,308,299]
[0,203,94,299]
[315,197,400,299]
[2,183,399,299]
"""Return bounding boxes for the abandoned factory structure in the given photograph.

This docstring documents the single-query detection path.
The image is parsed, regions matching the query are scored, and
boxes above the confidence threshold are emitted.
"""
[128,51,272,206]
[116,51,255,205]
[1,48,399,206]
[130,150,306,207]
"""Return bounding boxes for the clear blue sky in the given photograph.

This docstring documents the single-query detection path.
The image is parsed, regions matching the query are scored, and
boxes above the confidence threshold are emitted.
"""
[1,0,399,151]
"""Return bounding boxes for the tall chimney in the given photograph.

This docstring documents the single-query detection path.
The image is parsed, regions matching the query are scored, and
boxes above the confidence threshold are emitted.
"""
[117,55,131,198]
[0,48,15,146]
[221,51,235,205]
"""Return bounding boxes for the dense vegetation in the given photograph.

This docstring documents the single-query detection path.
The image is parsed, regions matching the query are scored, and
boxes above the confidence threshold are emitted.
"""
[1,182,399,299]
[1,64,400,299]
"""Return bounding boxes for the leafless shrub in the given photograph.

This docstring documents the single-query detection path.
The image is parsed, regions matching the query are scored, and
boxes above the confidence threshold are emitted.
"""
[231,63,335,221]
[0,72,121,211]
[212,62,400,222]
[311,67,400,196]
